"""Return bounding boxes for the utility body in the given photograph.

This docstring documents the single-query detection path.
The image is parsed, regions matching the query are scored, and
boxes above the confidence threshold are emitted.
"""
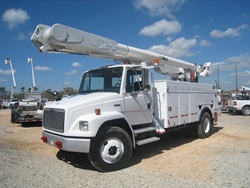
[31,24,219,171]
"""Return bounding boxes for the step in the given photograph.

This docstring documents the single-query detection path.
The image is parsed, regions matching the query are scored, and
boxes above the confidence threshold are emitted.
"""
[136,137,160,146]
[133,126,156,135]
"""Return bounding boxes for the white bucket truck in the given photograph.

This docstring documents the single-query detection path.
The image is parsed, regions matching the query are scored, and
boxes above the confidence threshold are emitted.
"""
[31,24,219,171]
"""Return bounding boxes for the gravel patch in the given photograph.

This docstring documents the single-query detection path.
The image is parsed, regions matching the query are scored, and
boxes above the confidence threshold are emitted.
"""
[0,109,250,188]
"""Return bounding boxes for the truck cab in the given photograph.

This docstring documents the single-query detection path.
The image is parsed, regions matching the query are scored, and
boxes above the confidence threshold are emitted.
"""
[43,64,152,138]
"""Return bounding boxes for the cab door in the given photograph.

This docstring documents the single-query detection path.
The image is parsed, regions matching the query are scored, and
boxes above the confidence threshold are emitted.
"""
[122,69,153,125]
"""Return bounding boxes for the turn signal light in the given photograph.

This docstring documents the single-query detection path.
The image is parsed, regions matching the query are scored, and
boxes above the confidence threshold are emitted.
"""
[95,108,101,115]
[154,58,159,65]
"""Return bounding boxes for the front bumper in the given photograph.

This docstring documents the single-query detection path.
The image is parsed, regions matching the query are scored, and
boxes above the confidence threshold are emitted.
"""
[42,131,91,153]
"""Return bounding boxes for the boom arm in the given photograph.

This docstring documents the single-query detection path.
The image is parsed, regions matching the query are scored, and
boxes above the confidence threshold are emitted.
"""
[5,58,16,99]
[28,58,36,92]
[31,23,211,81]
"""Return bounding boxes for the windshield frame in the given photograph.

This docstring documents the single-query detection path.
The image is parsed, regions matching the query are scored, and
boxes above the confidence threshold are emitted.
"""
[79,67,123,94]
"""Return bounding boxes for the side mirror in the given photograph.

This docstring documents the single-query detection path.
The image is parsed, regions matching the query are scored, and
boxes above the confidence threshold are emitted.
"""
[143,84,151,92]
[53,91,61,101]
[53,91,58,96]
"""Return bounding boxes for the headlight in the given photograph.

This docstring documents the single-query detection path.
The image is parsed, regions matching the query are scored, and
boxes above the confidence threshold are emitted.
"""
[79,121,88,131]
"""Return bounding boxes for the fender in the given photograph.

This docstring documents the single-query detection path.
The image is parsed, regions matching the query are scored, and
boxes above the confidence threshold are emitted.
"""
[199,106,213,121]
[65,111,135,145]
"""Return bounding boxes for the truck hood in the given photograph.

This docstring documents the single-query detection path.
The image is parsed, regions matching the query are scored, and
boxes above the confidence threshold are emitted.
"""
[44,92,122,135]
[45,92,121,110]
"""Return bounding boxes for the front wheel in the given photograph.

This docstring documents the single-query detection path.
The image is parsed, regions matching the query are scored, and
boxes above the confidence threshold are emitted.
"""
[197,112,213,138]
[88,127,133,172]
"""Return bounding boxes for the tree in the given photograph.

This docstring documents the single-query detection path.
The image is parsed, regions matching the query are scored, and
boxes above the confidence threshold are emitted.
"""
[63,87,77,96]
[0,87,8,98]
[33,87,38,91]
[21,87,25,93]
[41,89,54,101]
[14,93,24,100]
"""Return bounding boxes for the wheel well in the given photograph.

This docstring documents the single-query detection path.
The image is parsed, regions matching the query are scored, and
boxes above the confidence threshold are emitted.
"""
[96,118,133,141]
[242,105,250,109]
[200,107,212,122]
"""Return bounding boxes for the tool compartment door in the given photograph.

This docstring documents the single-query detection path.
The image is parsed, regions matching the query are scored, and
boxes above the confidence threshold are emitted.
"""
[166,92,179,127]
[166,81,199,127]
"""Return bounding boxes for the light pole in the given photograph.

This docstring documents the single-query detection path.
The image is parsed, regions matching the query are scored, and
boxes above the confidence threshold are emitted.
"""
[235,63,238,92]
[5,58,16,99]
[217,65,220,89]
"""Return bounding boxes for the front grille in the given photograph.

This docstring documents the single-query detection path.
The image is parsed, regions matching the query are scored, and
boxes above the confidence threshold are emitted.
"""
[43,108,65,133]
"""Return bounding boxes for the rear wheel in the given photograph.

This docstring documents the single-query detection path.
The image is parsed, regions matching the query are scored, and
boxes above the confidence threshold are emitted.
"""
[88,127,132,172]
[11,109,17,123]
[188,123,198,138]
[197,112,213,138]
[242,106,250,116]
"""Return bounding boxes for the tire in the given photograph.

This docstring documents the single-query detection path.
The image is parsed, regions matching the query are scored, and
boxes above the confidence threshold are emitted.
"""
[11,109,17,123]
[242,106,250,116]
[88,127,133,172]
[188,123,197,138]
[197,112,213,138]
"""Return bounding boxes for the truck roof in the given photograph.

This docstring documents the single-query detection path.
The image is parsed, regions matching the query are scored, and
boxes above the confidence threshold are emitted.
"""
[86,63,141,73]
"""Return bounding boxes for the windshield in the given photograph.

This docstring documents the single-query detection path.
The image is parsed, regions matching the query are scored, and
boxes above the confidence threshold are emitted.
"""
[79,67,123,94]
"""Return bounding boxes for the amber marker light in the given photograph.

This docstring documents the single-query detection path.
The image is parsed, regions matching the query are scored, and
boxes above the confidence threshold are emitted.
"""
[154,58,159,66]
[95,108,101,115]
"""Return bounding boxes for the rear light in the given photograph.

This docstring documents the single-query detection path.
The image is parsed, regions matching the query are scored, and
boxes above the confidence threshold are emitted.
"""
[55,141,62,150]
[41,136,47,143]
[233,101,237,106]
